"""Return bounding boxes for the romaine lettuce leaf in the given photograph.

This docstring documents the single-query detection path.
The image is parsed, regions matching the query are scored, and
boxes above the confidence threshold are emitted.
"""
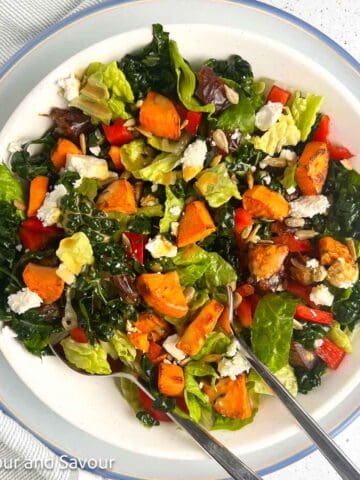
[120,139,151,172]
[217,95,255,134]
[184,361,217,422]
[249,364,298,397]
[159,186,184,234]
[192,332,231,360]
[0,164,24,205]
[61,337,111,374]
[147,131,191,154]
[133,153,180,184]
[169,40,215,113]
[327,321,352,353]
[195,163,241,208]
[290,92,323,142]
[251,293,298,372]
[211,411,256,431]
[177,263,209,287]
[202,252,237,289]
[110,329,137,362]
[251,112,301,155]
[101,61,134,102]
[280,162,297,190]
[107,95,131,120]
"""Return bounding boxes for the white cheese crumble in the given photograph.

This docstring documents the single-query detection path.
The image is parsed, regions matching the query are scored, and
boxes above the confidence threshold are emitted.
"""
[7,288,42,314]
[169,206,181,216]
[286,186,296,195]
[37,184,67,226]
[170,221,179,237]
[310,284,334,307]
[57,73,80,102]
[289,195,330,218]
[217,339,251,380]
[181,139,207,181]
[145,235,177,258]
[306,258,319,269]
[65,154,109,180]
[151,184,159,193]
[126,320,139,333]
[314,339,324,349]
[255,101,283,131]
[89,146,101,156]
[280,148,297,162]
[7,141,23,153]
[230,129,242,141]
[163,334,187,362]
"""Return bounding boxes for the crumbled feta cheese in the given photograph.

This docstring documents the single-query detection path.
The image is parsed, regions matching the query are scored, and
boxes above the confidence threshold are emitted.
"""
[218,339,251,380]
[8,141,23,153]
[255,101,283,131]
[170,221,179,237]
[15,244,22,252]
[126,320,139,333]
[259,171,271,185]
[89,146,101,156]
[314,339,324,349]
[145,235,177,258]
[7,288,42,314]
[151,184,159,193]
[73,178,83,189]
[57,73,80,102]
[230,129,242,141]
[286,186,296,195]
[310,284,334,307]
[306,258,319,269]
[280,149,297,162]
[290,195,330,218]
[169,206,181,216]
[66,154,109,180]
[181,139,207,181]
[163,334,187,362]
[37,184,67,226]
[293,319,304,330]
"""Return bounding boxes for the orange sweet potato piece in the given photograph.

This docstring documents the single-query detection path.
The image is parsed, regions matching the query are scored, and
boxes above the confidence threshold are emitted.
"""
[177,300,224,356]
[218,306,232,335]
[147,342,167,364]
[22,262,64,303]
[248,244,289,280]
[96,179,137,214]
[108,146,123,170]
[137,272,189,319]
[158,362,184,397]
[295,141,329,195]
[319,237,353,265]
[51,138,81,170]
[135,311,171,342]
[203,374,252,419]
[27,176,49,217]
[243,185,289,220]
[177,201,216,247]
[128,332,149,353]
[139,91,181,140]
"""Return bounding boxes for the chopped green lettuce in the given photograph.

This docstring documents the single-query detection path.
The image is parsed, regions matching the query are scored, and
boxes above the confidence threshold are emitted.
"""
[133,152,180,184]
[110,330,137,362]
[327,321,352,353]
[159,187,184,233]
[251,112,301,155]
[290,92,323,141]
[217,95,255,134]
[120,139,150,172]
[61,337,111,374]
[0,164,24,205]
[169,40,215,113]
[192,332,231,360]
[101,61,134,102]
[281,163,297,190]
[211,411,256,431]
[195,163,241,208]
[184,361,217,423]
[202,252,237,289]
[147,131,191,154]
[251,293,298,372]
[249,364,298,397]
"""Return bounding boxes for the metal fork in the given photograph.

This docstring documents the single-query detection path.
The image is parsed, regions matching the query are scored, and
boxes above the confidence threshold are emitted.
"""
[49,338,262,480]
[226,285,360,480]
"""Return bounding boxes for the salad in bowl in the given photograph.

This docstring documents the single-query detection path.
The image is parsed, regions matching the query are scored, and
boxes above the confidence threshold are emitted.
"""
[0,24,359,431]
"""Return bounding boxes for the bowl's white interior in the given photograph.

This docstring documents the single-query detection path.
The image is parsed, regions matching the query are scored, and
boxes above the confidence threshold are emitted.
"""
[0,24,359,462]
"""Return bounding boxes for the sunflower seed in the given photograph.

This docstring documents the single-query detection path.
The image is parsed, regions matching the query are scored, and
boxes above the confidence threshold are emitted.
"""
[295,229,319,239]
[79,133,86,155]
[184,287,195,303]
[210,154,222,167]
[124,118,136,127]
[285,217,305,228]
[135,126,153,138]
[135,99,144,108]
[180,119,189,130]
[212,129,229,153]
[224,84,239,104]
[346,239,357,261]
[246,170,254,189]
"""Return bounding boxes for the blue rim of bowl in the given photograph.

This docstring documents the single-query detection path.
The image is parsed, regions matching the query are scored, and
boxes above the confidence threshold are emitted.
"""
[0,0,359,478]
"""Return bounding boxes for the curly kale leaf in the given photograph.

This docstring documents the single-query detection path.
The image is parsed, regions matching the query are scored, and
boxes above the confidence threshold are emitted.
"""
[312,161,360,239]
[119,24,176,99]
[60,192,121,245]
[294,360,327,394]
[225,143,265,175]
[332,282,360,330]
[206,54,253,85]
[293,322,330,350]
[0,202,22,279]
[93,242,130,275]
[11,133,57,181]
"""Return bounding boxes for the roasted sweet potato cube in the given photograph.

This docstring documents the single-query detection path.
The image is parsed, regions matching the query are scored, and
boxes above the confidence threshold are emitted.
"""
[295,141,329,195]
[158,362,184,397]
[243,185,289,220]
[177,201,216,247]
[248,244,289,280]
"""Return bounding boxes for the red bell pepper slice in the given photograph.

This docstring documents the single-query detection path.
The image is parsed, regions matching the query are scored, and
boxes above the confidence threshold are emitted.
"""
[315,337,345,369]
[286,281,314,306]
[236,283,255,298]
[327,143,353,160]
[137,388,171,422]
[185,111,202,135]
[313,114,330,142]
[19,217,63,251]
[234,208,253,234]
[102,119,134,146]
[266,85,291,105]
[249,294,261,315]
[70,326,89,344]
[236,297,253,327]
[294,304,334,326]
[273,232,312,253]
[123,232,147,265]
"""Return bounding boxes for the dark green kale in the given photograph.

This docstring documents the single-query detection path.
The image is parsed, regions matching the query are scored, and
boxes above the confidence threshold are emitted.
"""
[92,299,137,341]
[332,282,360,330]
[293,322,330,350]
[254,170,285,194]
[127,215,153,234]
[119,24,176,99]
[312,162,360,239]
[93,242,130,275]
[225,143,265,176]
[11,133,57,181]
[60,192,121,245]
[56,171,80,190]
[295,360,327,394]
[152,394,176,412]
[136,411,160,427]
[0,202,22,281]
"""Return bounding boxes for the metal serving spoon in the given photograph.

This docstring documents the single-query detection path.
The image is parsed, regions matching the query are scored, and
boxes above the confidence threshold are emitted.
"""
[226,285,360,480]
[49,337,262,480]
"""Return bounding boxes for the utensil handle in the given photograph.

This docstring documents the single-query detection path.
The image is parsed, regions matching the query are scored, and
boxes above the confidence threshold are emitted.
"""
[237,339,360,480]
[128,374,262,480]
